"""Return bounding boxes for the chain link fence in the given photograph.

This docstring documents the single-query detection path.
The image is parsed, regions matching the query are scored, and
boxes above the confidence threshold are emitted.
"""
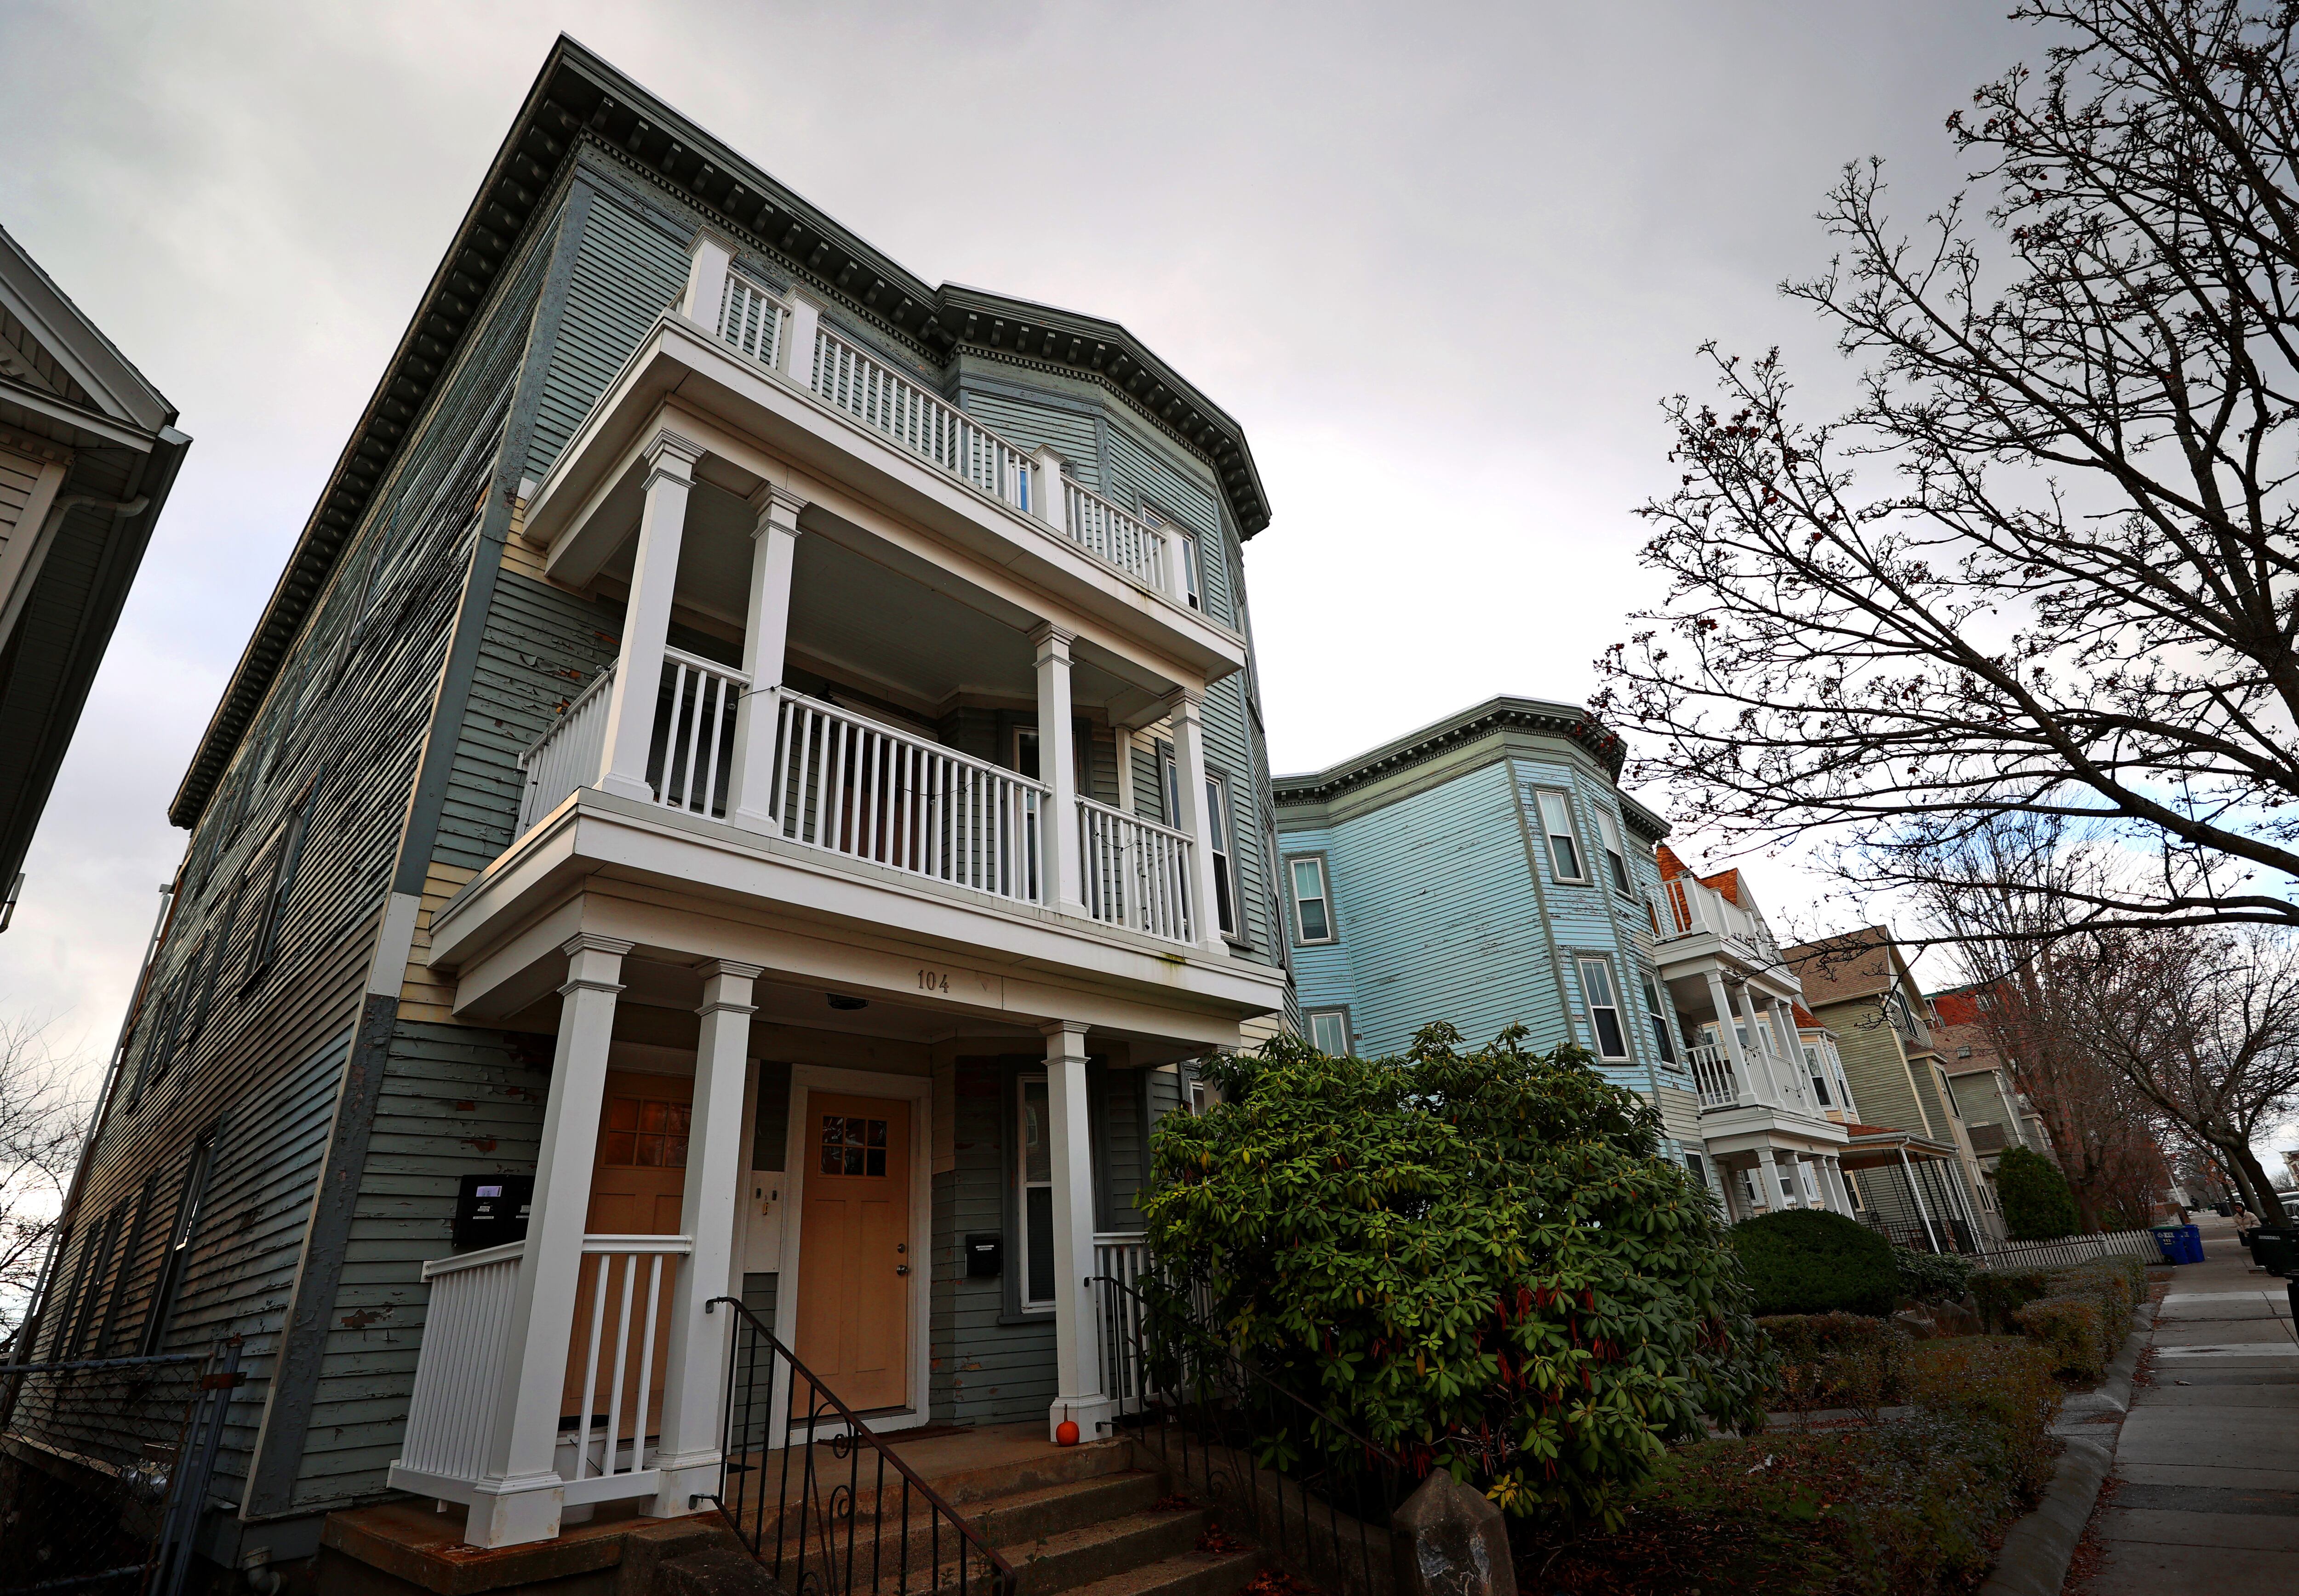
[0,1343,240,1596]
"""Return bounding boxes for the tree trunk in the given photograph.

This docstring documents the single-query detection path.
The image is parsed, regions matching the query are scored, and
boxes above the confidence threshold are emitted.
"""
[2229,1142,2290,1222]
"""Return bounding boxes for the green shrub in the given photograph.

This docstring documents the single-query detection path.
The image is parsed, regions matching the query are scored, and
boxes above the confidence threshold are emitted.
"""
[1759,1312,1910,1417]
[2013,1294,2108,1378]
[1904,1335,2063,1490]
[2047,1259,2139,1358]
[1971,1265,2058,1332]
[1997,1146,2081,1239]
[1731,1208,1901,1317]
[1144,1023,1772,1528]
[1895,1247,1975,1304]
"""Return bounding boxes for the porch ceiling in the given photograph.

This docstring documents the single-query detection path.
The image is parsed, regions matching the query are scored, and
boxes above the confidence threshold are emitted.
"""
[593,479,1145,713]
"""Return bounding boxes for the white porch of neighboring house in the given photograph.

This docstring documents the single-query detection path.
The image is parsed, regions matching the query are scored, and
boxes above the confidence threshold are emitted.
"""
[1841,1127,1989,1254]
[1652,870,1853,1218]
[384,232,1284,1550]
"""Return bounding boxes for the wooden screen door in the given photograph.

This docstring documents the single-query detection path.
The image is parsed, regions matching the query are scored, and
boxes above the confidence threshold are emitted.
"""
[561,1070,691,1434]
[795,1093,912,1413]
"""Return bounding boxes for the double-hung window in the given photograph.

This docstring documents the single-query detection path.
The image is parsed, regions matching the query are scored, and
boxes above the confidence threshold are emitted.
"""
[1578,958,1629,1058]
[1803,1044,1833,1106]
[1306,1008,1351,1056]
[140,1133,215,1356]
[1641,974,1676,1064]
[1164,757,1239,938]
[1593,810,1632,895]
[1287,855,1335,944]
[1535,791,1585,882]
[1016,1076,1054,1311]
[1141,503,1201,610]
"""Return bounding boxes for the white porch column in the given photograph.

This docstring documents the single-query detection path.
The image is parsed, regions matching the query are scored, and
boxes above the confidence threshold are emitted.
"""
[1803,1155,1838,1214]
[1733,982,1786,1105]
[1701,971,1751,1101]
[1041,1022,1112,1441]
[1034,625,1087,915]
[598,433,701,803]
[681,232,736,336]
[650,960,761,1517]
[727,486,804,832]
[1825,1156,1857,1215]
[779,290,822,385]
[1165,692,1228,954]
[1752,1146,1783,1213]
[1034,445,1069,537]
[467,935,630,1548]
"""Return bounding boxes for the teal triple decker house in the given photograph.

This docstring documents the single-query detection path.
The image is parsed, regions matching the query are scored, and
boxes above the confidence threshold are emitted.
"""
[1273,698,1861,1218]
[22,38,1287,1572]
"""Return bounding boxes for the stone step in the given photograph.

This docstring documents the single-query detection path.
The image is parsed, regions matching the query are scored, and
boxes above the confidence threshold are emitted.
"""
[1001,1507,1215,1596]
[754,1471,1173,1583]
[1056,1548,1265,1596]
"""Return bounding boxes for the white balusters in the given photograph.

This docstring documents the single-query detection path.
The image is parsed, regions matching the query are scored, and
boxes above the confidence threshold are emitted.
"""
[399,1242,524,1485]
[807,325,1035,511]
[392,1232,691,1504]
[1076,798,1196,944]
[518,665,618,833]
[1687,1043,1740,1109]
[566,1236,691,1486]
[651,650,749,819]
[765,689,1047,905]
[718,275,783,368]
[1061,479,1170,590]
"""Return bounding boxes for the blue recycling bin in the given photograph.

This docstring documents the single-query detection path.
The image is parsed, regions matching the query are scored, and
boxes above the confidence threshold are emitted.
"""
[2182,1222,2206,1263]
[2152,1224,2185,1264]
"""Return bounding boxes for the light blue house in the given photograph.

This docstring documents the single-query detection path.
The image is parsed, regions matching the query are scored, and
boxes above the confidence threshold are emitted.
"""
[1271,698,1706,1161]
[1272,696,1862,1217]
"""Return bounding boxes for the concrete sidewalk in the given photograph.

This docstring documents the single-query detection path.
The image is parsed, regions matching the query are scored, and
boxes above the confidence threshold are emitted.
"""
[2085,1212,2299,1594]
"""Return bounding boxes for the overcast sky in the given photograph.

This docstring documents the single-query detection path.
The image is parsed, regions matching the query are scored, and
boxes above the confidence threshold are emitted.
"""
[1,2,2104,1089]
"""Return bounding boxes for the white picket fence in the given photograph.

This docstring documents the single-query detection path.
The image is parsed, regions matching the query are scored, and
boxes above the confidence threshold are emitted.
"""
[1969,1228,2161,1273]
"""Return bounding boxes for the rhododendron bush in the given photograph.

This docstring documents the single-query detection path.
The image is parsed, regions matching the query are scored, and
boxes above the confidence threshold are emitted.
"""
[1143,1023,1770,1527]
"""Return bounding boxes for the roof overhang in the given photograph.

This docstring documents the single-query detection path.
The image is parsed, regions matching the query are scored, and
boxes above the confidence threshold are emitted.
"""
[1272,695,1639,808]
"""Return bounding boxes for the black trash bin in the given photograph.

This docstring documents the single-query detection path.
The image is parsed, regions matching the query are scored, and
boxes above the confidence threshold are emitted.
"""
[2251,1225,2299,1277]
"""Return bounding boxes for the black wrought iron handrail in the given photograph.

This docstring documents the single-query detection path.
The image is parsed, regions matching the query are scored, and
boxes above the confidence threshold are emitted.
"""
[704,1295,1016,1596]
[1094,1272,1408,1596]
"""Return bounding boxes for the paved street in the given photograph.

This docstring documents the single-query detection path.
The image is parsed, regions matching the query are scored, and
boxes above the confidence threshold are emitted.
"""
[2082,1214,2299,1594]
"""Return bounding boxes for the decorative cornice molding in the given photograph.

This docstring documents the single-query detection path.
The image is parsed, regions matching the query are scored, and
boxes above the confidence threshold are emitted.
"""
[1271,698,1636,807]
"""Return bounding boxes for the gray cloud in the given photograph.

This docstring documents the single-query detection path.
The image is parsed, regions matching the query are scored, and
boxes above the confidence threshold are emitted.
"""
[0,0,2035,1083]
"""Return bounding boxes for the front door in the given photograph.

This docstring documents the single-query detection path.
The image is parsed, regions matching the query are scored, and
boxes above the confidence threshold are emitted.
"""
[795,1093,912,1413]
[561,1070,691,1431]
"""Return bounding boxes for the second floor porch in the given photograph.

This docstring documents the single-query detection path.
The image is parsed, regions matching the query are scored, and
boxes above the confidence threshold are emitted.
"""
[440,231,1276,1014]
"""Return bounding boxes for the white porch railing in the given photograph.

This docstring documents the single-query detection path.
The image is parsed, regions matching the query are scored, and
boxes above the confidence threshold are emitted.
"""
[393,1232,692,1506]
[766,688,1047,906]
[517,665,617,833]
[718,274,783,368]
[399,1241,525,1486]
[809,323,1037,512]
[1687,1043,1740,1110]
[1658,875,1779,961]
[1061,479,1172,592]
[649,649,748,819]
[1077,798,1195,944]
[565,1235,691,1490]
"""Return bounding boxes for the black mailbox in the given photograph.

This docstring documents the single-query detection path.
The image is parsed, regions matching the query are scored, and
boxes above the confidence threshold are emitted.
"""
[965,1232,1003,1279]
[453,1174,533,1250]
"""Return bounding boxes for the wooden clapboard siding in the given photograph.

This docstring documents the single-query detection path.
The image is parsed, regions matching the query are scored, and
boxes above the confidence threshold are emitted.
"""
[51,193,556,1511]
[525,182,691,481]
[288,1021,550,1504]
[934,1061,1055,1426]
[955,383,1104,491]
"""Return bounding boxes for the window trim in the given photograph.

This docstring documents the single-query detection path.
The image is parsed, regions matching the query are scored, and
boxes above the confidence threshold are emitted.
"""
[140,1130,216,1357]
[1576,955,1631,1060]
[1593,809,1633,896]
[1285,852,1337,946]
[1534,790,1588,883]
[1014,1070,1055,1315]
[1640,973,1677,1066]
[1304,1006,1353,1057]
[1164,754,1241,940]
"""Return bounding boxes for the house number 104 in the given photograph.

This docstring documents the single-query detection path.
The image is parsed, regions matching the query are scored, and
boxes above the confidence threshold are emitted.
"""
[918,969,952,993]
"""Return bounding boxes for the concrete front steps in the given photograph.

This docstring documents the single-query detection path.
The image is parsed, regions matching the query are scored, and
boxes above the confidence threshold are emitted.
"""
[738,1436,1262,1596]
